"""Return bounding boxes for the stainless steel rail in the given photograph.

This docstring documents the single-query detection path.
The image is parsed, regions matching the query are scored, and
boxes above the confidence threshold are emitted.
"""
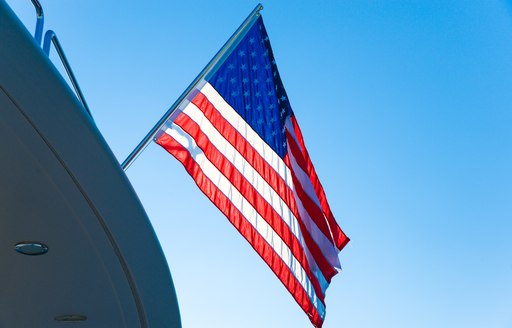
[30,0,44,45]
[43,30,92,117]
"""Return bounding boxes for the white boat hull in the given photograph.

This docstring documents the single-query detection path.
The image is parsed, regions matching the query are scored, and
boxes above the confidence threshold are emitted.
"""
[0,1,181,326]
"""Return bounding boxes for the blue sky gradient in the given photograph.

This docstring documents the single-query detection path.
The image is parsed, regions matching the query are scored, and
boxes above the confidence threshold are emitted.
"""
[6,1,512,327]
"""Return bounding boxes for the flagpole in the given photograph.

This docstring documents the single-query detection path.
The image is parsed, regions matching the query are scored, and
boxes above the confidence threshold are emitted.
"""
[121,3,264,171]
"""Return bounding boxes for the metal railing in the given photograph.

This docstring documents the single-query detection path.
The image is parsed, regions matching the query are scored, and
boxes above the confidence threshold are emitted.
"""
[30,0,43,45]
[28,0,92,117]
[43,30,92,117]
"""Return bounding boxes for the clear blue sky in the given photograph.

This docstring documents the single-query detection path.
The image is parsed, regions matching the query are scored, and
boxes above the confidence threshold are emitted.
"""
[7,1,512,327]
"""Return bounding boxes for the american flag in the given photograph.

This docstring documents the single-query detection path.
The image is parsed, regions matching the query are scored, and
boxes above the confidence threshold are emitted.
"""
[155,16,349,327]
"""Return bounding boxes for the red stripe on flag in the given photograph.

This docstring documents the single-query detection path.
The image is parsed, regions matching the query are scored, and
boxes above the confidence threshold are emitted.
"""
[283,153,338,282]
[293,209,338,283]
[192,92,292,208]
[289,115,349,251]
[286,132,342,243]
[156,132,325,328]
[173,112,327,302]
[190,93,337,282]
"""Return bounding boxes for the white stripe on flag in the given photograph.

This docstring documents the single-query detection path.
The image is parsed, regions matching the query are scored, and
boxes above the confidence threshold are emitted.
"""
[284,120,323,210]
[164,122,326,318]
[288,150,342,269]
[200,83,294,189]
[180,101,331,292]
[199,82,341,271]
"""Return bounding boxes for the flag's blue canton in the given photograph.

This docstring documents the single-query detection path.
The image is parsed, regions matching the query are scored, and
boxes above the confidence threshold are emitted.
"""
[208,16,292,158]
